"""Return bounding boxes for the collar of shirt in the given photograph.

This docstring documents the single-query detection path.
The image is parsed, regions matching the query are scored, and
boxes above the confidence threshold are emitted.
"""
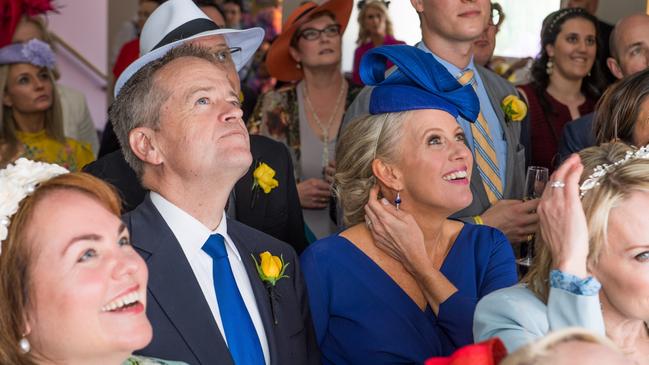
[416,41,478,81]
[149,191,242,262]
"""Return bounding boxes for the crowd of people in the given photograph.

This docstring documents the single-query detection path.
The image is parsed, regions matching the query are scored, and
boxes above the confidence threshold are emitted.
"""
[2,0,649,364]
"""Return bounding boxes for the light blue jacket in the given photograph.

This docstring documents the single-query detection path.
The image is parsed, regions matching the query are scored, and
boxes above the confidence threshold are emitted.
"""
[473,284,606,352]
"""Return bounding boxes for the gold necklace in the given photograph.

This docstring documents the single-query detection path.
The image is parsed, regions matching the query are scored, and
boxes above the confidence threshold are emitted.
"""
[303,79,347,168]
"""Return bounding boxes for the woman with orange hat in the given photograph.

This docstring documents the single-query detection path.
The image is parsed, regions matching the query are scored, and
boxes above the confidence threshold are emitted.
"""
[247,0,360,241]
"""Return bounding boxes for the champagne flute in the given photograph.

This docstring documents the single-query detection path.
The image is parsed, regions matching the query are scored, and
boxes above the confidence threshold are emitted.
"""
[517,166,549,267]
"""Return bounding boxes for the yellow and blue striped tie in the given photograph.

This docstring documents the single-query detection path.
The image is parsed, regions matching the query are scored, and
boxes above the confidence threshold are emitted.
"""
[457,70,503,203]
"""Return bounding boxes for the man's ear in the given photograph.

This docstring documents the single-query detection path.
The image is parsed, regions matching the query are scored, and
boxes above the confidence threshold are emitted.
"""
[371,158,403,192]
[606,57,625,80]
[128,127,163,166]
[410,0,424,13]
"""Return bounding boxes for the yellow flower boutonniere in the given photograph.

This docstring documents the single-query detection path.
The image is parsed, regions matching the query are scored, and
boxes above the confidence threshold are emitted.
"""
[251,161,279,208]
[252,251,290,324]
[501,95,527,123]
[253,251,290,285]
[253,162,279,194]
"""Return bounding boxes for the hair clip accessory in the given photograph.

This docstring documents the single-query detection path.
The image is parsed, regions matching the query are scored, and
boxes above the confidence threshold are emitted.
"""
[579,144,649,198]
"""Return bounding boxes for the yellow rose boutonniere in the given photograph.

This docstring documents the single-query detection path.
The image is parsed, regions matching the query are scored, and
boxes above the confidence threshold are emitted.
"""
[253,251,290,285]
[253,162,279,194]
[501,95,527,123]
[252,251,290,324]
[251,161,279,208]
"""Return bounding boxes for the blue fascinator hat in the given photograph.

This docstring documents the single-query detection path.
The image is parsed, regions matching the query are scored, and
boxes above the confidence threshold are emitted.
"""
[360,45,479,122]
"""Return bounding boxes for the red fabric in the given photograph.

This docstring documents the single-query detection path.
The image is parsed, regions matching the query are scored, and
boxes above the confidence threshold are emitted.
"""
[23,0,56,16]
[424,338,507,365]
[113,38,140,81]
[519,83,596,171]
[0,0,57,48]
[1,0,23,47]
[351,34,405,85]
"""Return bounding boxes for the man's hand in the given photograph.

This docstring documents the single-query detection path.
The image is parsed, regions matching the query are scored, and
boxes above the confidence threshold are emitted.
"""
[481,199,540,243]
[297,178,331,209]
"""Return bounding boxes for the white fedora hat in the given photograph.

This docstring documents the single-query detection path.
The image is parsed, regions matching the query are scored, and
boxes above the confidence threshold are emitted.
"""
[114,0,264,97]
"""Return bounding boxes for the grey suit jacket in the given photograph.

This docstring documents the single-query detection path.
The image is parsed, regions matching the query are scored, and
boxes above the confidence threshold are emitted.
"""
[342,65,527,220]
[473,284,605,352]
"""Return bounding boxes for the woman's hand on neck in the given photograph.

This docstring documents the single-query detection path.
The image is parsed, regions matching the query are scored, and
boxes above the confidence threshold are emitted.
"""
[12,110,46,133]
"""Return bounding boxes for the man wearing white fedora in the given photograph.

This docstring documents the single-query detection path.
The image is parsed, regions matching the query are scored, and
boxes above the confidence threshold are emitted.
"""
[86,0,308,252]
[103,0,320,364]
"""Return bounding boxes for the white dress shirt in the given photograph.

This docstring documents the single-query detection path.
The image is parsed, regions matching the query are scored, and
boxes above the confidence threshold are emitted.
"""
[150,192,270,364]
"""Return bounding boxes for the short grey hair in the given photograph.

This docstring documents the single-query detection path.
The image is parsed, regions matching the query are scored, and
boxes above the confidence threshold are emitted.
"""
[335,111,408,227]
[109,44,222,177]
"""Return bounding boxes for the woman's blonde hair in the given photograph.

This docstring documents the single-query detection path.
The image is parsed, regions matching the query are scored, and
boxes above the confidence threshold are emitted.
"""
[500,327,620,365]
[0,173,121,365]
[523,142,649,302]
[0,64,65,167]
[335,111,407,226]
[355,1,394,46]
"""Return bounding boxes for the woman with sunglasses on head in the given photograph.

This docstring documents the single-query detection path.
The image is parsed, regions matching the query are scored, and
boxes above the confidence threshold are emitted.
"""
[248,0,360,241]
[351,0,404,86]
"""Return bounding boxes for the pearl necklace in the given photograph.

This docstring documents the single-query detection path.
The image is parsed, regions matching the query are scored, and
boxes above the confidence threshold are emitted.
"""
[303,79,347,168]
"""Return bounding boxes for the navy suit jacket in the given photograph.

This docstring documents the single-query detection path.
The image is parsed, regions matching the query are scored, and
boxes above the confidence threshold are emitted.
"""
[558,112,596,162]
[125,195,320,365]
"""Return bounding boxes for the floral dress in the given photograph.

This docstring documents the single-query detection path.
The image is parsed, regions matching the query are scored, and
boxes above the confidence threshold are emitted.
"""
[247,81,361,179]
[16,129,95,171]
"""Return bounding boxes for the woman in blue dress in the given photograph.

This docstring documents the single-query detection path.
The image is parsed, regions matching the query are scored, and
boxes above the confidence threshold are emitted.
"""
[300,45,518,364]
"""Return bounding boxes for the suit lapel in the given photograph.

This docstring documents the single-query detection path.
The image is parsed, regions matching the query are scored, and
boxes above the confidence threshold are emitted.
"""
[227,220,279,365]
[130,196,234,365]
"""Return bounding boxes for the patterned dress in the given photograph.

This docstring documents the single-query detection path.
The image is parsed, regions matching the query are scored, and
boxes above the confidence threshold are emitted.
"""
[15,129,94,171]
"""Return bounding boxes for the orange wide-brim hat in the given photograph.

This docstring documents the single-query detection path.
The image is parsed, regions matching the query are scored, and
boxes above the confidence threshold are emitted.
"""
[266,0,353,82]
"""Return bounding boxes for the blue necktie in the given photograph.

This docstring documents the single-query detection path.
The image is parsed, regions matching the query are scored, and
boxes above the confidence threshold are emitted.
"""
[202,234,265,365]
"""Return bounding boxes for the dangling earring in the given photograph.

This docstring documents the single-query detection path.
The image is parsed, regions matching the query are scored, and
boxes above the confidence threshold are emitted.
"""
[19,337,30,353]
[296,62,301,69]
[395,191,401,210]
[546,56,554,75]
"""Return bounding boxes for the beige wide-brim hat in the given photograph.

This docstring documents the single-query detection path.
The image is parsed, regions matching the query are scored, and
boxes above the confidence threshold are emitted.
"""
[266,0,353,82]
[114,0,264,97]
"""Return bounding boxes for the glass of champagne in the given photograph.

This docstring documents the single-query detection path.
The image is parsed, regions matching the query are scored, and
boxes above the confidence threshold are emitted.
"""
[517,166,549,267]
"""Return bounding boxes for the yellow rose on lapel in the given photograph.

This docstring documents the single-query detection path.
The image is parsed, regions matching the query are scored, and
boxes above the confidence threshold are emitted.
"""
[501,95,527,122]
[252,251,289,286]
[260,251,282,278]
[253,162,279,194]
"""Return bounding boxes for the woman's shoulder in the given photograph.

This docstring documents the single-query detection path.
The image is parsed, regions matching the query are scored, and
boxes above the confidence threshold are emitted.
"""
[123,356,189,365]
[302,234,349,257]
[476,284,547,321]
[460,222,509,246]
[480,284,543,304]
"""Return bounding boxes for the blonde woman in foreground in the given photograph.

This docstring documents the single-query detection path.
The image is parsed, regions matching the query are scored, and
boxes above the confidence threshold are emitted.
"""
[475,142,649,364]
